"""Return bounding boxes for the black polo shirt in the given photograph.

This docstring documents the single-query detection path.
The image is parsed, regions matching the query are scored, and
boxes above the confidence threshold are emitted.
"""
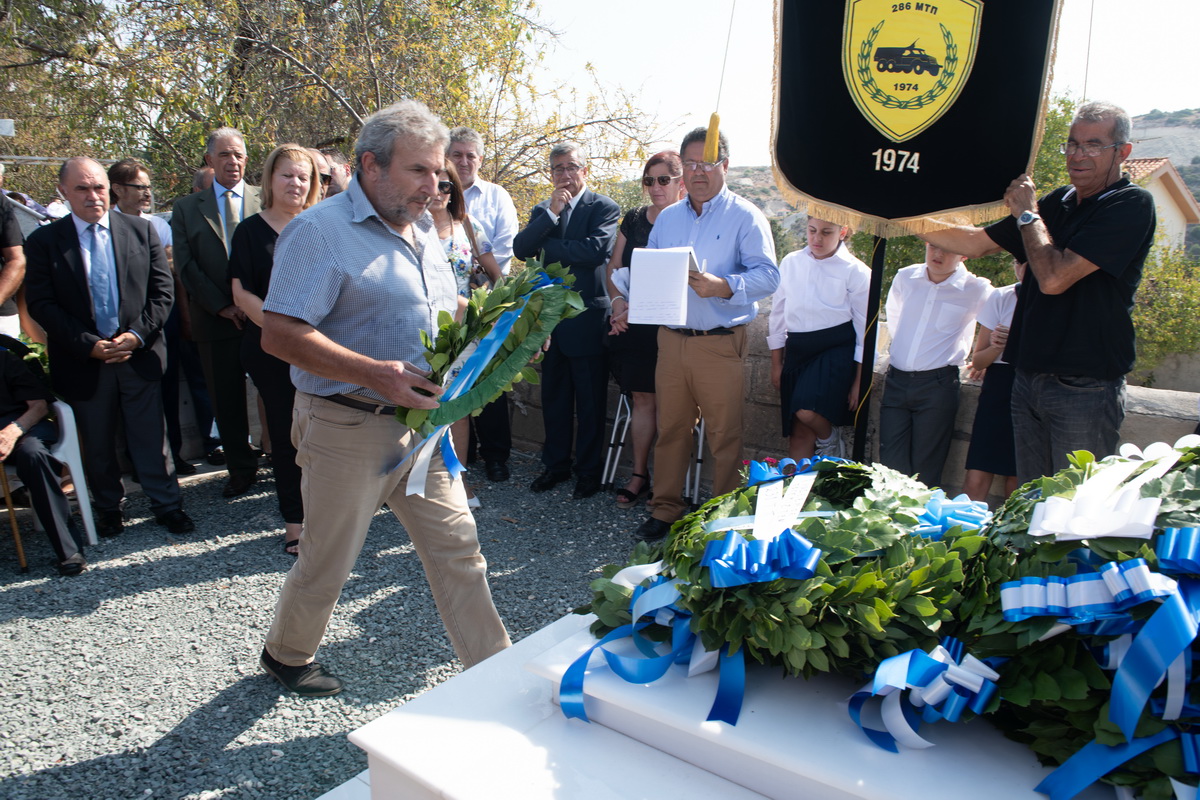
[985,178,1155,379]
[0,347,51,421]
[0,200,22,317]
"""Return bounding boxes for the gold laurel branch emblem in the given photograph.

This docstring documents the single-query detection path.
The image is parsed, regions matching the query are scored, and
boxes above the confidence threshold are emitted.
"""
[856,22,958,110]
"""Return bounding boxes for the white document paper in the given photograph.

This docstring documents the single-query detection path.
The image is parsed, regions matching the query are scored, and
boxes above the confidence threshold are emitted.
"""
[628,247,698,326]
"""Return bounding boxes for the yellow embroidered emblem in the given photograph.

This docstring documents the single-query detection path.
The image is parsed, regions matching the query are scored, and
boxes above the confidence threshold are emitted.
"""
[842,0,982,143]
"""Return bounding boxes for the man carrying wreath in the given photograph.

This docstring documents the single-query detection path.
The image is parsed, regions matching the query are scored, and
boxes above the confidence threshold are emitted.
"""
[920,101,1155,483]
[257,99,510,697]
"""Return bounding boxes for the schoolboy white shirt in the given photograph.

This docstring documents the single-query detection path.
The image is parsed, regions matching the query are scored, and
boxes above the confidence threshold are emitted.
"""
[885,263,992,372]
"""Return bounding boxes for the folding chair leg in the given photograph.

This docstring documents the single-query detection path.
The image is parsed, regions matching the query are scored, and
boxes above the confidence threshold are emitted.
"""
[683,416,706,507]
[1,468,28,573]
[602,393,633,488]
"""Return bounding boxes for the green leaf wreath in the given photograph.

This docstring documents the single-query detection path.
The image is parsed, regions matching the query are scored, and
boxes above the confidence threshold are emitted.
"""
[397,256,583,433]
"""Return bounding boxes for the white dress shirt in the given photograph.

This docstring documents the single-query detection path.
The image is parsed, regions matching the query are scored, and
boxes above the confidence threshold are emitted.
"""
[767,243,871,360]
[976,282,1019,366]
[113,206,172,247]
[884,263,992,372]
[462,178,518,274]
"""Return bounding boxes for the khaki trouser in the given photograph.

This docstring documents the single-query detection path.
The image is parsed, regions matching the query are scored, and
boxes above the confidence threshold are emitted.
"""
[265,392,511,668]
[651,326,748,523]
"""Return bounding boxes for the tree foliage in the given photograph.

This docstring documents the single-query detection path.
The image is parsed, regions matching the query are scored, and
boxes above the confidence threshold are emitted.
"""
[1130,244,1200,385]
[0,0,657,215]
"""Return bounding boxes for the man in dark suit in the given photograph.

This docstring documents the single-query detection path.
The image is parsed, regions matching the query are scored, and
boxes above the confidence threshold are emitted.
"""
[171,127,262,498]
[25,157,194,536]
[513,142,619,499]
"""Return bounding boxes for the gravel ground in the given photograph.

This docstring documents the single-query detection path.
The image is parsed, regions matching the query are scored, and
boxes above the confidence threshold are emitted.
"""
[0,451,663,800]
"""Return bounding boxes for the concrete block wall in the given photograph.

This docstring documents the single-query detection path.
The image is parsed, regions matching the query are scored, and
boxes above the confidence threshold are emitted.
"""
[507,296,1200,506]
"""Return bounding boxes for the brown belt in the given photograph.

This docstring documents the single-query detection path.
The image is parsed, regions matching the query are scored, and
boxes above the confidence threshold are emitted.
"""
[324,393,398,415]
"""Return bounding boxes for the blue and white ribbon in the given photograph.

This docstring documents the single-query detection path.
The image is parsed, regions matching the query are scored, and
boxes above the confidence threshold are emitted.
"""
[999,559,1177,625]
[848,637,1000,752]
[745,455,847,487]
[1158,527,1200,575]
[699,528,821,588]
[913,490,990,540]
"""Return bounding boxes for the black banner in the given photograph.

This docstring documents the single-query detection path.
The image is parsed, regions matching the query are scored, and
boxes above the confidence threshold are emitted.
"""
[773,0,1061,234]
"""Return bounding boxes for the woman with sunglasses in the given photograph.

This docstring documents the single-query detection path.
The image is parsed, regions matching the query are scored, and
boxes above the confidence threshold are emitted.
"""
[229,145,322,556]
[430,161,502,508]
[605,151,686,509]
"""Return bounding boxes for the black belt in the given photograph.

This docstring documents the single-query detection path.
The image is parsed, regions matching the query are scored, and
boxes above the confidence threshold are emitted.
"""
[888,365,959,378]
[670,326,737,336]
[324,393,398,415]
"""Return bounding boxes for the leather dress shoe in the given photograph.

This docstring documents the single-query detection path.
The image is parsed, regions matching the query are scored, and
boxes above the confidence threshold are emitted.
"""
[206,446,226,466]
[97,509,124,538]
[572,476,602,500]
[484,459,510,483]
[530,468,572,493]
[634,516,672,542]
[261,647,344,697]
[174,459,198,476]
[156,508,195,534]
[57,553,87,577]
[222,473,258,498]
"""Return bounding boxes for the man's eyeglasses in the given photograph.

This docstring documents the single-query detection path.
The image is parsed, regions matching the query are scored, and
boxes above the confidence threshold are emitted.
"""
[437,180,454,194]
[682,159,726,173]
[642,175,679,187]
[319,174,332,185]
[551,163,583,175]
[1059,141,1125,157]
[116,182,152,193]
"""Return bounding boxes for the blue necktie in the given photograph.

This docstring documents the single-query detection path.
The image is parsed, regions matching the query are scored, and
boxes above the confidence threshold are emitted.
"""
[87,223,119,337]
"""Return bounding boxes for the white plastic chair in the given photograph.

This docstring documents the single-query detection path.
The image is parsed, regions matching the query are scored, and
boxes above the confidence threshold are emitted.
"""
[48,401,97,546]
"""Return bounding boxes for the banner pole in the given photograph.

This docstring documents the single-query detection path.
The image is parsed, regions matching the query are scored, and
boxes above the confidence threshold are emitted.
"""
[853,234,887,463]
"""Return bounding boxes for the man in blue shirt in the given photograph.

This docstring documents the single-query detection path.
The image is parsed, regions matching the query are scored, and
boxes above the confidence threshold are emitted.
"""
[619,127,779,541]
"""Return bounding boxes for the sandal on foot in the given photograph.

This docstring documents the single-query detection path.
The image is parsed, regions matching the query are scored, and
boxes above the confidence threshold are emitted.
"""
[615,473,651,509]
[284,539,299,557]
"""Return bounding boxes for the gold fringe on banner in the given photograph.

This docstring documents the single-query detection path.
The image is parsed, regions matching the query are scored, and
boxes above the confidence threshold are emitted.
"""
[769,0,1065,241]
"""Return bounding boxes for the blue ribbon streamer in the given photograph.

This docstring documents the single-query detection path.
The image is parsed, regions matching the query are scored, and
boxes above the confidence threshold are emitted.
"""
[1034,728,1177,800]
[913,490,990,539]
[707,646,745,725]
[699,529,822,588]
[1158,527,1200,575]
[1109,578,1200,741]
[1183,732,1200,774]
[999,559,1176,625]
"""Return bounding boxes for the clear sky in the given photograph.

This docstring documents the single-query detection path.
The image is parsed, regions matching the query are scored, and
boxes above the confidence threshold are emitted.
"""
[531,0,1200,168]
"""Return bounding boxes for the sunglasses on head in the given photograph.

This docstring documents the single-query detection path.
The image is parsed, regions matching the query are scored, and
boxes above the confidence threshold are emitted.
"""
[642,175,677,187]
[437,180,454,194]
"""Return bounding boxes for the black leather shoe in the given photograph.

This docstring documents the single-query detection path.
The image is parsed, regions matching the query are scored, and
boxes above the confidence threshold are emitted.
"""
[484,460,510,483]
[174,459,198,476]
[530,468,571,493]
[156,509,195,534]
[206,446,226,466]
[573,476,602,500]
[97,510,124,538]
[222,473,258,498]
[57,553,87,577]
[261,648,344,697]
[634,516,672,542]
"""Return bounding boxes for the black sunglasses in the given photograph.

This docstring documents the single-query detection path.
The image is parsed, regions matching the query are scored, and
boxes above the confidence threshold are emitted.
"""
[642,175,677,187]
[319,174,332,185]
[437,180,454,194]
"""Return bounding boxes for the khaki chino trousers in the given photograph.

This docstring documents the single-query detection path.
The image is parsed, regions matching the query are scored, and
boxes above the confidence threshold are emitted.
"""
[265,392,511,669]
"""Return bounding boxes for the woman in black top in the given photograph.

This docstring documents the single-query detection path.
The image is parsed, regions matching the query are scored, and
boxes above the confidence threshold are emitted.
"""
[229,145,321,555]
[604,151,685,508]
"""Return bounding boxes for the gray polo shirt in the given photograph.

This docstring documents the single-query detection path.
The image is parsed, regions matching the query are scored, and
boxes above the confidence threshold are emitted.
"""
[264,175,457,402]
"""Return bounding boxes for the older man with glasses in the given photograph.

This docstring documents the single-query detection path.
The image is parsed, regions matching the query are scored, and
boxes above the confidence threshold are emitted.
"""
[630,126,779,543]
[513,142,620,500]
[918,101,1155,482]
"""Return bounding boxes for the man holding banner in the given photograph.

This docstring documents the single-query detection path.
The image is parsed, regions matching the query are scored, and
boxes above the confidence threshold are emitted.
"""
[920,101,1155,482]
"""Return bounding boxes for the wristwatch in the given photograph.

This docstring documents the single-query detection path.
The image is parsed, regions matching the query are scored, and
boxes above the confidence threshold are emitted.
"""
[1017,210,1041,227]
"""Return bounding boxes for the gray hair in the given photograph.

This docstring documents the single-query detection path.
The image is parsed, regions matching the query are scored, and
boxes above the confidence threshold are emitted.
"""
[354,99,449,170]
[192,166,214,191]
[58,156,104,184]
[549,141,586,167]
[1074,101,1131,145]
[681,126,730,163]
[449,127,485,158]
[206,126,246,154]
